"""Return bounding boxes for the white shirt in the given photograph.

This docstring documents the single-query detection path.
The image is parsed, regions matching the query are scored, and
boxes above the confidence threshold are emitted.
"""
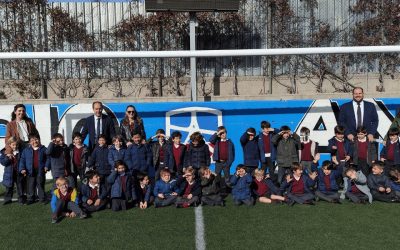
[94,116,102,136]
[352,100,364,126]
[16,120,29,141]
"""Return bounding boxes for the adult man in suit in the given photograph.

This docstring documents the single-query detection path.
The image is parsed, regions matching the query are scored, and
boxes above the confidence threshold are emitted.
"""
[81,101,116,151]
[338,87,379,142]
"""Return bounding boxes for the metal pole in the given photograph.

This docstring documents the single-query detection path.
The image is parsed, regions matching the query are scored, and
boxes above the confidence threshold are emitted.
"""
[267,3,273,94]
[189,12,197,102]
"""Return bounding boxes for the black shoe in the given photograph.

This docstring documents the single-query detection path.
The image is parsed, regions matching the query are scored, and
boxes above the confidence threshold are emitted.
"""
[176,203,182,208]
[26,200,34,205]
[304,200,315,205]
[3,200,12,205]
[333,199,342,204]
[287,200,295,206]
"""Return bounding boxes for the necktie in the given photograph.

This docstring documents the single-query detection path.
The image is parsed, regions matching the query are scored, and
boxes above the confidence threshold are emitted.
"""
[96,117,101,142]
[357,102,362,129]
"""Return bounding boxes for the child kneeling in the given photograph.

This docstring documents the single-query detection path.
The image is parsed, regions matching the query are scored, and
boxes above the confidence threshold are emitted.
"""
[252,169,286,204]
[230,164,254,206]
[81,170,108,213]
[51,177,86,223]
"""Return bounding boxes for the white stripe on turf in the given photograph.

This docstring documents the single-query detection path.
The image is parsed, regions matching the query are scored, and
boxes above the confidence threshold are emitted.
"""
[195,206,206,250]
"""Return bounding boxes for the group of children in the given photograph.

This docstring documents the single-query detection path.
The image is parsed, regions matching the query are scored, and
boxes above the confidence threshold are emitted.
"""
[2,120,400,223]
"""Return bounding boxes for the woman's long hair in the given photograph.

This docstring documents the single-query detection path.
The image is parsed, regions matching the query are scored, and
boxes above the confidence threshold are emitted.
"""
[122,105,142,126]
[11,104,27,121]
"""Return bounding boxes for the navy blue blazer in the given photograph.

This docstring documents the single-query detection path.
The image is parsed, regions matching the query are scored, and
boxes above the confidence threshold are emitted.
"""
[81,114,116,151]
[338,100,378,136]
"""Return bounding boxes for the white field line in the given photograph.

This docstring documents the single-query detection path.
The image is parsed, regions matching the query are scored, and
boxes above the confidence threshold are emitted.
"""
[195,206,206,250]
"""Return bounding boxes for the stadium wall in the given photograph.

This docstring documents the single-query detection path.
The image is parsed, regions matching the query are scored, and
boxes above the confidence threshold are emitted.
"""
[0,98,398,181]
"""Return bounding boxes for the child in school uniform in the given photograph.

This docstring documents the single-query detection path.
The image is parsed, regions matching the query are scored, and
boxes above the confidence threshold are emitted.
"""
[108,135,127,170]
[257,121,279,182]
[153,169,179,208]
[298,127,320,174]
[69,132,89,185]
[135,172,153,209]
[328,125,352,172]
[209,126,235,187]
[313,160,342,203]
[184,132,210,172]
[230,164,254,206]
[175,167,201,208]
[19,133,48,205]
[252,169,286,204]
[47,133,74,188]
[51,177,86,223]
[198,166,224,206]
[88,134,111,189]
[343,167,372,204]
[124,132,153,177]
[81,170,108,213]
[272,126,301,185]
[148,129,174,180]
[367,161,398,202]
[280,162,317,206]
[240,127,260,174]
[107,160,135,211]
[170,131,186,177]
[1,137,24,205]
[352,126,378,177]
[380,127,400,175]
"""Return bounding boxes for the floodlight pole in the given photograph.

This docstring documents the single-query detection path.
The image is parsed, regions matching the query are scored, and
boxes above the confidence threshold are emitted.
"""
[189,12,197,102]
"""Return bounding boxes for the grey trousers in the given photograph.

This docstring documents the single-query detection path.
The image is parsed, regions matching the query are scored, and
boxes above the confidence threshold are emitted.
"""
[233,197,254,206]
[315,190,340,202]
[288,192,315,204]
[201,195,223,206]
[155,195,177,207]
[175,196,199,206]
[52,199,83,218]
[27,174,45,202]
[345,191,369,203]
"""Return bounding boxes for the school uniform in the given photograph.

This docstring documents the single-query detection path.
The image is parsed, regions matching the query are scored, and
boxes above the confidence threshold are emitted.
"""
[81,182,108,212]
[380,140,400,175]
[258,130,279,179]
[107,171,135,211]
[184,140,210,170]
[352,139,377,176]
[69,144,89,183]
[210,133,235,185]
[367,173,396,202]
[252,178,281,199]
[107,145,127,168]
[88,145,111,188]
[19,145,48,203]
[0,148,25,204]
[51,187,84,218]
[240,132,260,173]
[299,140,319,174]
[153,178,179,207]
[124,143,153,177]
[175,177,201,207]
[342,171,372,203]
[171,143,186,176]
[314,164,342,203]
[149,140,174,180]
[200,174,223,206]
[135,183,153,206]
[47,142,74,188]
[280,174,315,205]
[230,173,254,206]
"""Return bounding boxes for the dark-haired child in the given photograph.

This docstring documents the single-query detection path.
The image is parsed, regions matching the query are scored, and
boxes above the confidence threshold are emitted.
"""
[154,169,179,208]
[69,132,89,185]
[280,162,317,206]
[19,133,48,204]
[170,131,186,177]
[258,121,278,181]
[272,126,301,184]
[210,126,235,187]
[367,162,397,202]
[107,160,135,211]
[313,160,342,203]
[81,170,108,213]
[135,172,153,209]
[51,177,86,223]
[199,166,224,206]
[1,137,24,205]
[148,129,174,180]
[240,127,260,174]
[184,132,210,171]
[47,133,74,188]
[352,126,377,177]
[88,134,111,190]
[380,127,400,175]
[175,167,201,208]
[108,135,127,169]
[230,164,254,206]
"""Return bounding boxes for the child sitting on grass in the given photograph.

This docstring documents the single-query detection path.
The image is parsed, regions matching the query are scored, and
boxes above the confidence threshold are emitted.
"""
[154,169,179,208]
[81,170,108,213]
[313,160,342,204]
[252,168,286,204]
[343,167,372,204]
[199,166,224,206]
[51,177,86,224]
[175,167,201,208]
[367,161,398,202]
[135,172,153,209]
[230,164,254,206]
[280,162,317,206]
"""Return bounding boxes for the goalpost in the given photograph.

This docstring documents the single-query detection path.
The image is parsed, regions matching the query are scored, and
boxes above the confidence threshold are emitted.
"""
[0,45,400,101]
